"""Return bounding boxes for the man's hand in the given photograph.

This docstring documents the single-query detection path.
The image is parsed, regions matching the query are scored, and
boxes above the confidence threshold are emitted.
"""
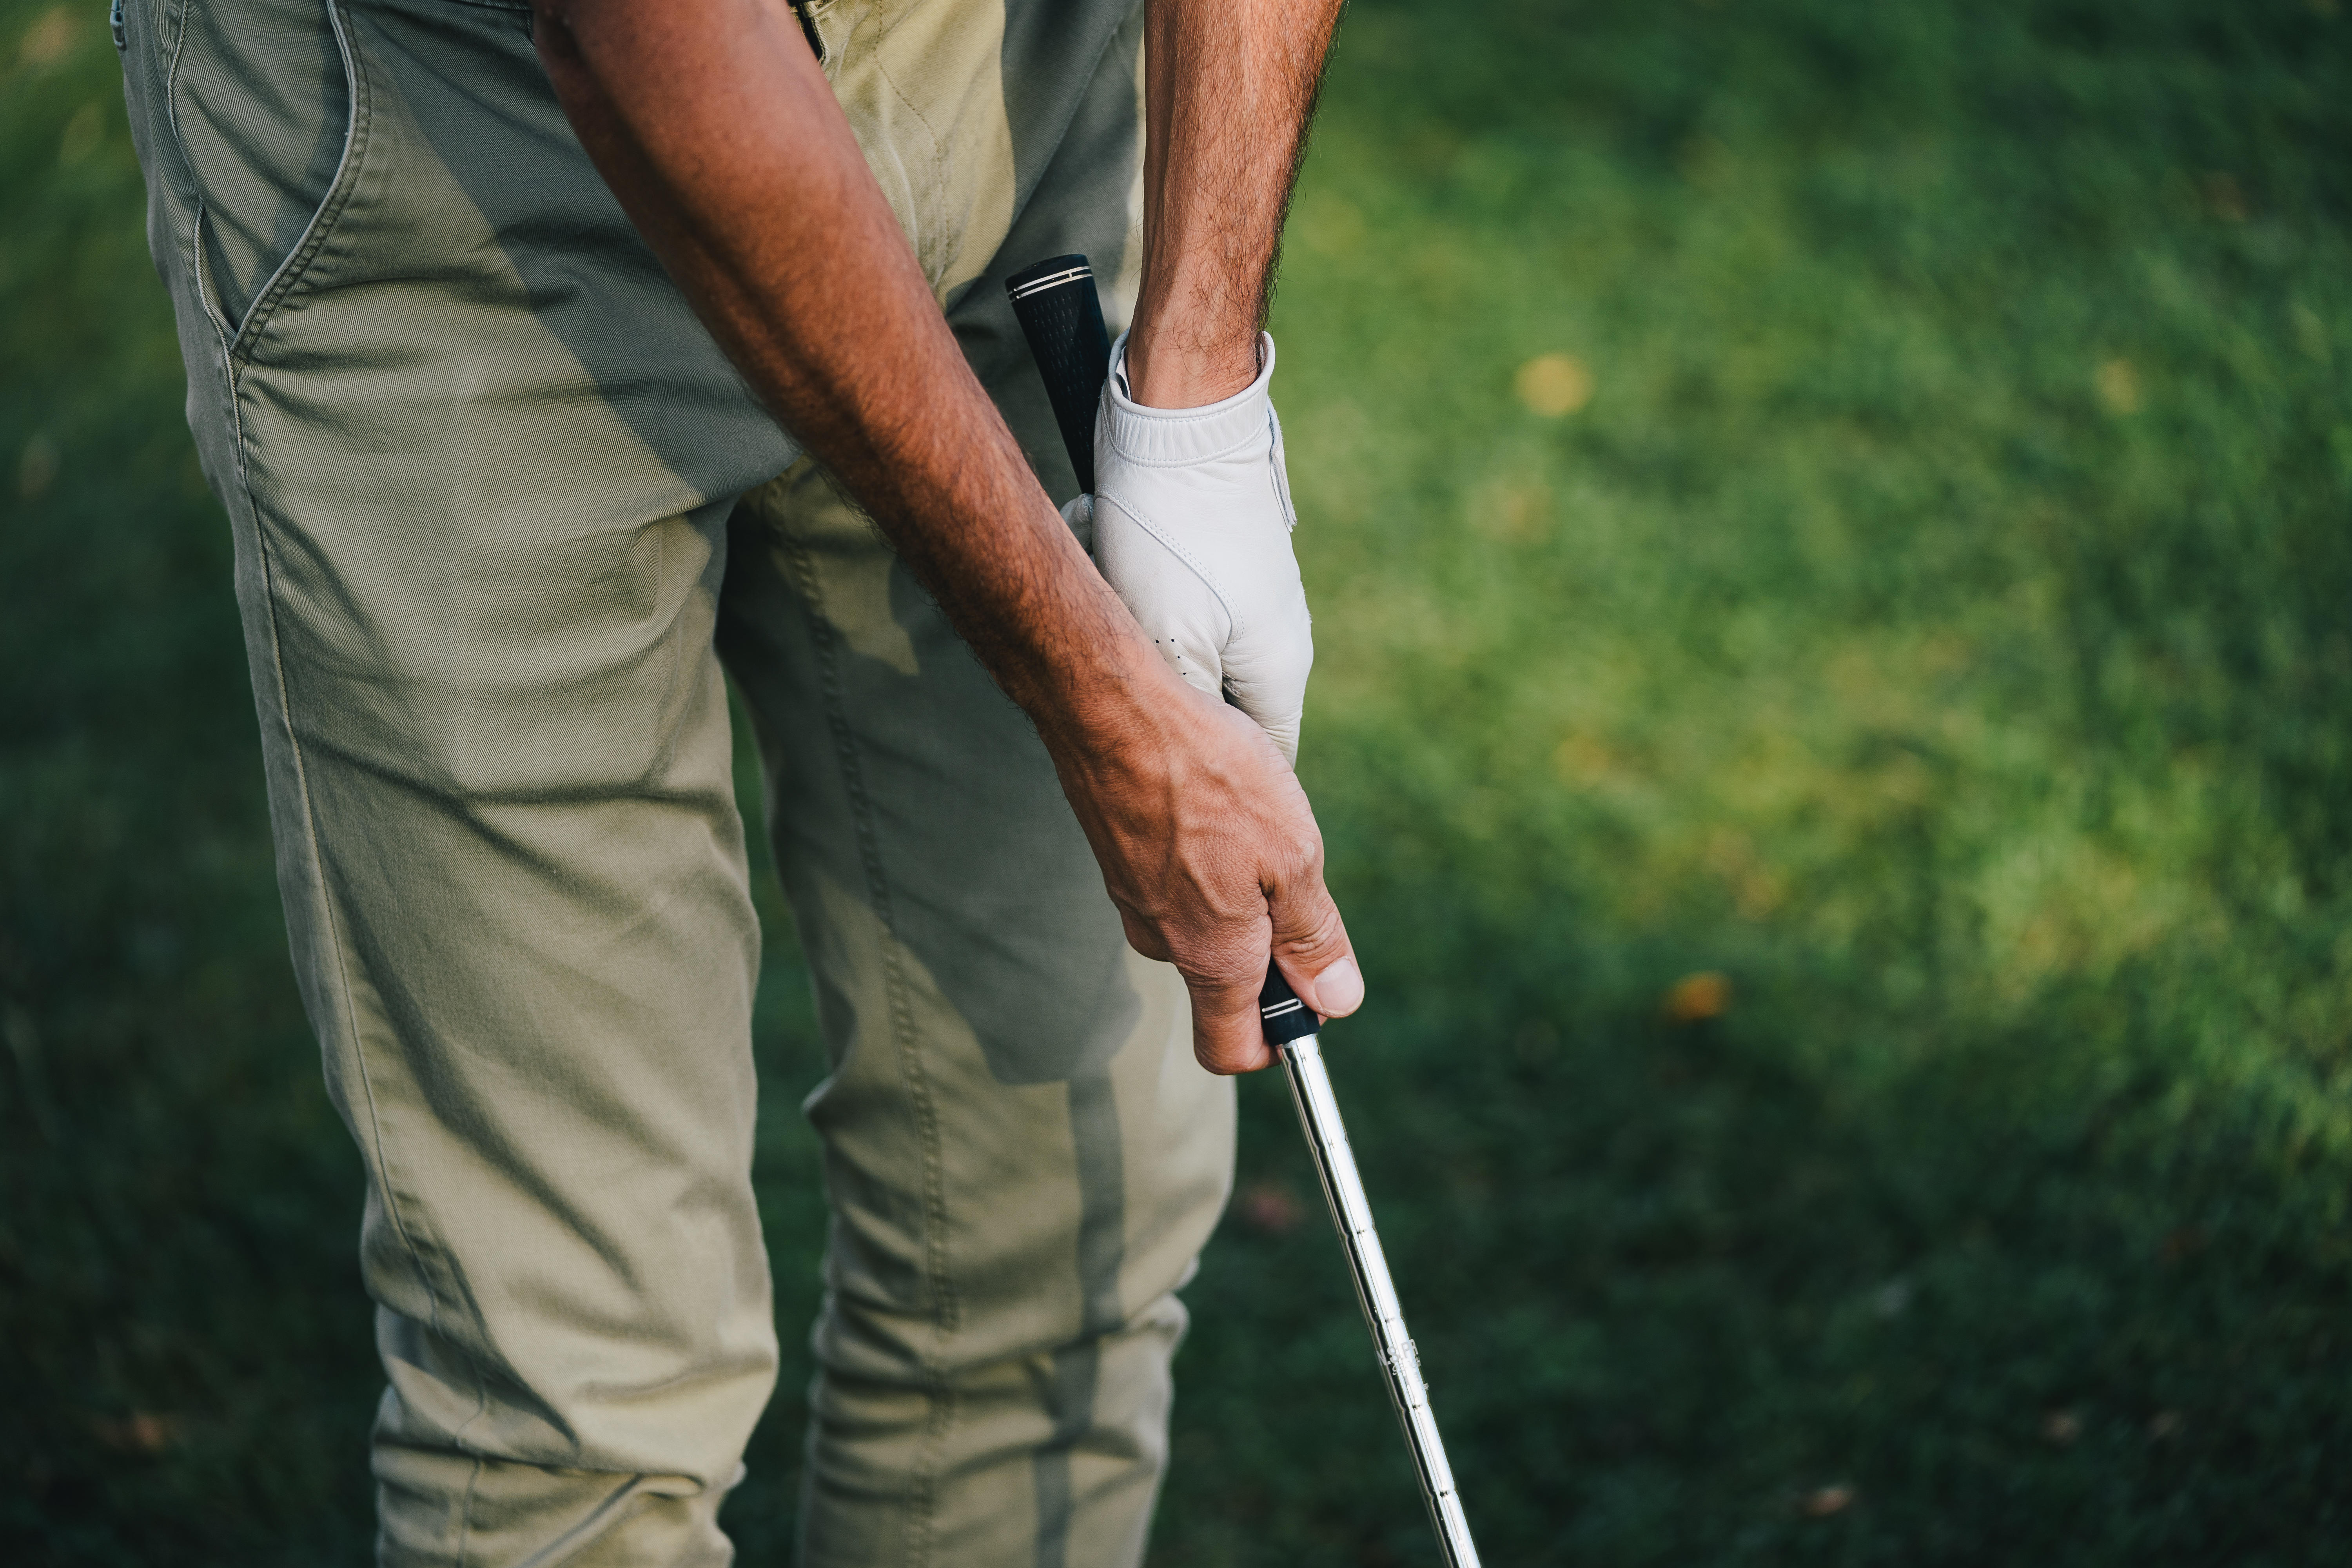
[529,0,1360,1072]
[1067,332,1312,762]
[1052,682,1362,1074]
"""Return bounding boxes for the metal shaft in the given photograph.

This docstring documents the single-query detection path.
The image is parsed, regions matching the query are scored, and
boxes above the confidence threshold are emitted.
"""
[1278,1034,1481,1568]
[999,256,1477,1563]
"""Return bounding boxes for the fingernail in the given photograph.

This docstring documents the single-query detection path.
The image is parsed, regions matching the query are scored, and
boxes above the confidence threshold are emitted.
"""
[1311,956,1364,1017]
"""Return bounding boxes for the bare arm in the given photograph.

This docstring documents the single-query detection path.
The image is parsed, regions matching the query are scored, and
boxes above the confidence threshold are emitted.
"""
[528,0,1359,1072]
[1127,0,1348,408]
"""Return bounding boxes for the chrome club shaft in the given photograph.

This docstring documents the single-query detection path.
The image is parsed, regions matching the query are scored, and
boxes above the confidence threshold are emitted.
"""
[1004,252,1480,1565]
[1275,1025,1481,1568]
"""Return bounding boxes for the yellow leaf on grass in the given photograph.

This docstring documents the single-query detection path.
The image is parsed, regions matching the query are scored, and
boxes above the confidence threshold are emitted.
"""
[1662,971,1731,1022]
[1802,1485,1855,1517]
[2096,358,2141,415]
[1515,353,1593,417]
[19,7,77,67]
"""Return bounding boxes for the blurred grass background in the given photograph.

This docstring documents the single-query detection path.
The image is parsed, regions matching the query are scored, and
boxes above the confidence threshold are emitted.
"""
[4,0,2349,1561]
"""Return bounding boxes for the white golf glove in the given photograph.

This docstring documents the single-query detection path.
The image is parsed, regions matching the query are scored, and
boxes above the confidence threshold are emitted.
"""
[1061,331,1313,764]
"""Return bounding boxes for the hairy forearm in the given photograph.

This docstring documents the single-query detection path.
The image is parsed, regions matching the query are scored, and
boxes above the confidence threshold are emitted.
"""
[530,0,1153,740]
[1127,0,1346,407]
[530,0,1362,1068]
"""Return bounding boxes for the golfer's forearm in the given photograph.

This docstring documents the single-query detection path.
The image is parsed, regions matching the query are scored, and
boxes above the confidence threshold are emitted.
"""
[1127,0,1346,408]
[530,0,1155,733]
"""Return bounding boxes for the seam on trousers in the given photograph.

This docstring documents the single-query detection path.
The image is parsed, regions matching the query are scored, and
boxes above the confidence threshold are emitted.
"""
[869,51,948,290]
[237,393,495,1516]
[778,519,955,1566]
[160,0,243,466]
[160,0,493,1543]
[456,1452,486,1568]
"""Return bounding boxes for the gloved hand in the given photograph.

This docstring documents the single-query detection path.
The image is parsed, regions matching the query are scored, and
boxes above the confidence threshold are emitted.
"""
[1061,331,1313,764]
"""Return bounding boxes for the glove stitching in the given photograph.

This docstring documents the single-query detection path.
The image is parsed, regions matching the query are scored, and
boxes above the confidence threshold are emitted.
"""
[1096,484,1245,644]
[1107,424,1270,467]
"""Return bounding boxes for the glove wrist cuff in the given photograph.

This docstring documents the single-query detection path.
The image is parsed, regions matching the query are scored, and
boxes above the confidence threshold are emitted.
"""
[1102,332,1278,466]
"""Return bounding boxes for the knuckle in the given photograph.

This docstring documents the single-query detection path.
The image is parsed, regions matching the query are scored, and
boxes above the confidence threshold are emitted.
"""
[1194,1036,1268,1078]
[1293,832,1324,873]
[1281,902,1348,960]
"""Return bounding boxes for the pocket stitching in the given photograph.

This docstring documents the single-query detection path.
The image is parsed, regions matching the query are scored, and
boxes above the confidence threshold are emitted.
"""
[229,0,374,367]
[162,0,238,358]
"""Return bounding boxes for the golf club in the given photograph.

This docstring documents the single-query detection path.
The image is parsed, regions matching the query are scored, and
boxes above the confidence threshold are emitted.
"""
[1005,254,1483,1568]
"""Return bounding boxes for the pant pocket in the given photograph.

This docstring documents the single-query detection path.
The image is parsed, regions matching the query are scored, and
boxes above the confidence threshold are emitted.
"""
[161,0,371,350]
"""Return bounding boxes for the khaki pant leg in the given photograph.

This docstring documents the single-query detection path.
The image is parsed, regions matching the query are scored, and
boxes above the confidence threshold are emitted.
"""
[715,9,1236,1566]
[720,465,1234,1567]
[119,1,800,1561]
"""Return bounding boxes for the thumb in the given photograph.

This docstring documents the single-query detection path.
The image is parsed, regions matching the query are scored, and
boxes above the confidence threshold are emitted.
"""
[1266,856,1363,1020]
[1220,613,1312,768]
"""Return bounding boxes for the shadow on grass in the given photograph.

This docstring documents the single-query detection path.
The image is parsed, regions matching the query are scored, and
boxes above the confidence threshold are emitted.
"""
[4,0,2348,1563]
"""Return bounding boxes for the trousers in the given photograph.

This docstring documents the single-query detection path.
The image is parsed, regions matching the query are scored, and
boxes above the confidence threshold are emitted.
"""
[116,0,1236,1562]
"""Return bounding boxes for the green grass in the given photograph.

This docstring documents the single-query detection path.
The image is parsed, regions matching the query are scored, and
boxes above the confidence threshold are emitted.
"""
[4,0,2348,1561]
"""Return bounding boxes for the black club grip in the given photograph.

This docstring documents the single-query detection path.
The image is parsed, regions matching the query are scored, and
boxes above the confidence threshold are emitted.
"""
[1258,966,1321,1045]
[1005,254,1114,495]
